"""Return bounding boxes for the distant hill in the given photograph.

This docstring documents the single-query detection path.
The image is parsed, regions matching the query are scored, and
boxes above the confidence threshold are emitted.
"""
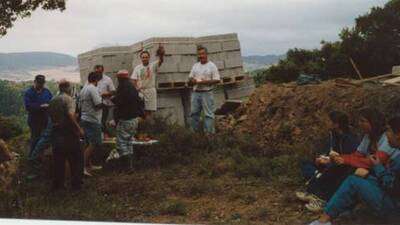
[0,52,77,71]
[0,52,79,82]
[243,54,286,71]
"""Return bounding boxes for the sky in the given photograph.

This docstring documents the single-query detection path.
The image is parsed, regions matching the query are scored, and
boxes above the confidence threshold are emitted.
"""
[0,0,388,57]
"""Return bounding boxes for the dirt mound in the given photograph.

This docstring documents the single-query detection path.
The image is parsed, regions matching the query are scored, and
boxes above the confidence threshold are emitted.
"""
[219,80,400,155]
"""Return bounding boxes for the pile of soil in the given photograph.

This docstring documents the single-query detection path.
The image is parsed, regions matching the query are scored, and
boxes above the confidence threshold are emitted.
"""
[218,80,400,155]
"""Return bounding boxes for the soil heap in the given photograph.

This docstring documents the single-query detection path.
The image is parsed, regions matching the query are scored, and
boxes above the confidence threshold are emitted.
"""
[218,80,400,155]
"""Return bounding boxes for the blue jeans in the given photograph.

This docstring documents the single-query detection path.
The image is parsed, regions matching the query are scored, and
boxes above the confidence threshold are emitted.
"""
[190,91,215,134]
[28,119,52,162]
[325,175,399,219]
[80,121,102,146]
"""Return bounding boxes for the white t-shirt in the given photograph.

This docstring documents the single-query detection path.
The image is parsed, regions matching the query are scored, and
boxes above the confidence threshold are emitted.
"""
[131,61,159,90]
[80,83,103,124]
[97,75,116,106]
[189,61,220,91]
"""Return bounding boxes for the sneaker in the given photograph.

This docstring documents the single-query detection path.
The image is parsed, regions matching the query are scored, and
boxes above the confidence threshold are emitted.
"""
[90,165,103,171]
[309,220,332,225]
[306,198,326,213]
[84,169,93,177]
[296,191,317,202]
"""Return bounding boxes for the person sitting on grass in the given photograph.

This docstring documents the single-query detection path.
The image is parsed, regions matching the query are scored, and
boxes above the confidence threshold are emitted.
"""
[309,116,400,225]
[296,111,359,209]
[301,108,388,212]
[110,70,144,167]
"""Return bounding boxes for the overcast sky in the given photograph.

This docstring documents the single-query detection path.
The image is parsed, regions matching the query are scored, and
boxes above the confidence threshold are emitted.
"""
[0,0,388,56]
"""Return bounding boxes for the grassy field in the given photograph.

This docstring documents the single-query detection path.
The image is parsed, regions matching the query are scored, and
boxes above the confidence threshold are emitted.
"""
[0,119,391,225]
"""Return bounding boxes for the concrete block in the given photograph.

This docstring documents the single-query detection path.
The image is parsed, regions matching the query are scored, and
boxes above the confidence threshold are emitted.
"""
[213,87,227,110]
[225,57,243,69]
[156,73,175,84]
[157,73,189,84]
[220,68,243,78]
[196,33,238,42]
[159,43,197,55]
[222,40,241,51]
[196,42,222,53]
[225,78,255,100]
[393,66,400,75]
[158,56,179,73]
[178,56,197,72]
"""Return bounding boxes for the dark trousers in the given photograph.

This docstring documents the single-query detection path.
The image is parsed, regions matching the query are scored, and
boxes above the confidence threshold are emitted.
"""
[307,164,355,201]
[28,118,48,158]
[101,107,110,134]
[52,127,83,190]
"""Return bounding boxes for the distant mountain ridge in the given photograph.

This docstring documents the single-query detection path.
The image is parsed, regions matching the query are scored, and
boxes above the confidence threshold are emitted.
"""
[242,54,286,71]
[0,52,77,71]
[0,52,284,81]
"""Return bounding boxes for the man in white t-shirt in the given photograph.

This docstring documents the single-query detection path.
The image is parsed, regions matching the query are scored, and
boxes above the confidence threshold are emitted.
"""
[188,46,221,134]
[80,72,105,176]
[94,65,116,138]
[131,46,165,119]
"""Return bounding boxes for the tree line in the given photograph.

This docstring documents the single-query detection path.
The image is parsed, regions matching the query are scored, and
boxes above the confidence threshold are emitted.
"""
[255,0,400,84]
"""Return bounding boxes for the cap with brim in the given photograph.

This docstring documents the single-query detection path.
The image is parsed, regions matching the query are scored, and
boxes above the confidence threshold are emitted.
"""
[35,75,46,83]
[116,70,129,78]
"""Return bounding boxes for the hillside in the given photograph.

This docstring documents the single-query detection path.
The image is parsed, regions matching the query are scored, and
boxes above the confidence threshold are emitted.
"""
[243,54,285,71]
[0,52,79,82]
[0,52,77,71]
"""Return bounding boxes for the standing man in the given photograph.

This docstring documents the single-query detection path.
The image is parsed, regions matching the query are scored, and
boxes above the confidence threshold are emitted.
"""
[94,65,116,139]
[48,80,84,191]
[188,46,221,134]
[131,46,165,119]
[24,75,53,159]
[80,72,104,176]
[110,70,144,167]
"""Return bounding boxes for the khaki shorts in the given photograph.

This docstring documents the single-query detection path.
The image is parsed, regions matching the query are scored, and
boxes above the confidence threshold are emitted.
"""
[141,88,157,111]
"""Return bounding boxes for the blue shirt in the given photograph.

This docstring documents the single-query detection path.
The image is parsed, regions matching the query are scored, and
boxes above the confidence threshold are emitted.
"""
[24,86,53,125]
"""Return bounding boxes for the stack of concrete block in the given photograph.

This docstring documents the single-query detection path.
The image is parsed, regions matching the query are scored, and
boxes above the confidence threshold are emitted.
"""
[78,33,254,126]
[393,66,400,75]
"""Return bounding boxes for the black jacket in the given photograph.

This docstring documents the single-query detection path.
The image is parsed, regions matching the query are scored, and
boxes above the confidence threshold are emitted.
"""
[111,82,144,121]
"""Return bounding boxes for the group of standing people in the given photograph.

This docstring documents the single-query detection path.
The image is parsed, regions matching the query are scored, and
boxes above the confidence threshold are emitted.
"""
[299,109,400,225]
[24,45,221,191]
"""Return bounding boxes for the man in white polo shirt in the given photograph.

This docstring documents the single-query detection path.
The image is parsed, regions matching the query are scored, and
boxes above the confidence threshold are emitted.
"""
[94,65,116,139]
[131,46,165,119]
[188,46,221,134]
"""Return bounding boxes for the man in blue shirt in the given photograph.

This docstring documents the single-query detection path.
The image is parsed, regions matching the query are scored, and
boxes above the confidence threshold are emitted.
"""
[24,75,53,159]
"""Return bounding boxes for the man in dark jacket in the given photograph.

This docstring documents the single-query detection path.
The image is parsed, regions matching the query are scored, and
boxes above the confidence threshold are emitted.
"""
[111,70,144,164]
[24,75,53,159]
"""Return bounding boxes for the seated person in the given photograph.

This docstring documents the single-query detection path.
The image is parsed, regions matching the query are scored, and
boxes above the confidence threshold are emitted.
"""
[297,111,359,206]
[299,108,387,212]
[309,116,400,225]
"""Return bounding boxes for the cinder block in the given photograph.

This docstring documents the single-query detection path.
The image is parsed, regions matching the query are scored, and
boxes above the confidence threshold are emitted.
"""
[220,68,243,78]
[222,40,241,51]
[196,42,222,53]
[213,87,227,110]
[226,78,255,99]
[178,56,197,72]
[225,57,243,68]
[158,56,179,73]
[393,66,400,75]
[225,50,241,60]
[196,33,238,41]
[156,73,175,84]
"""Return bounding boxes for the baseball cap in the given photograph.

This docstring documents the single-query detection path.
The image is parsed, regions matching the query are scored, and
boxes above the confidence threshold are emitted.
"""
[34,75,46,84]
